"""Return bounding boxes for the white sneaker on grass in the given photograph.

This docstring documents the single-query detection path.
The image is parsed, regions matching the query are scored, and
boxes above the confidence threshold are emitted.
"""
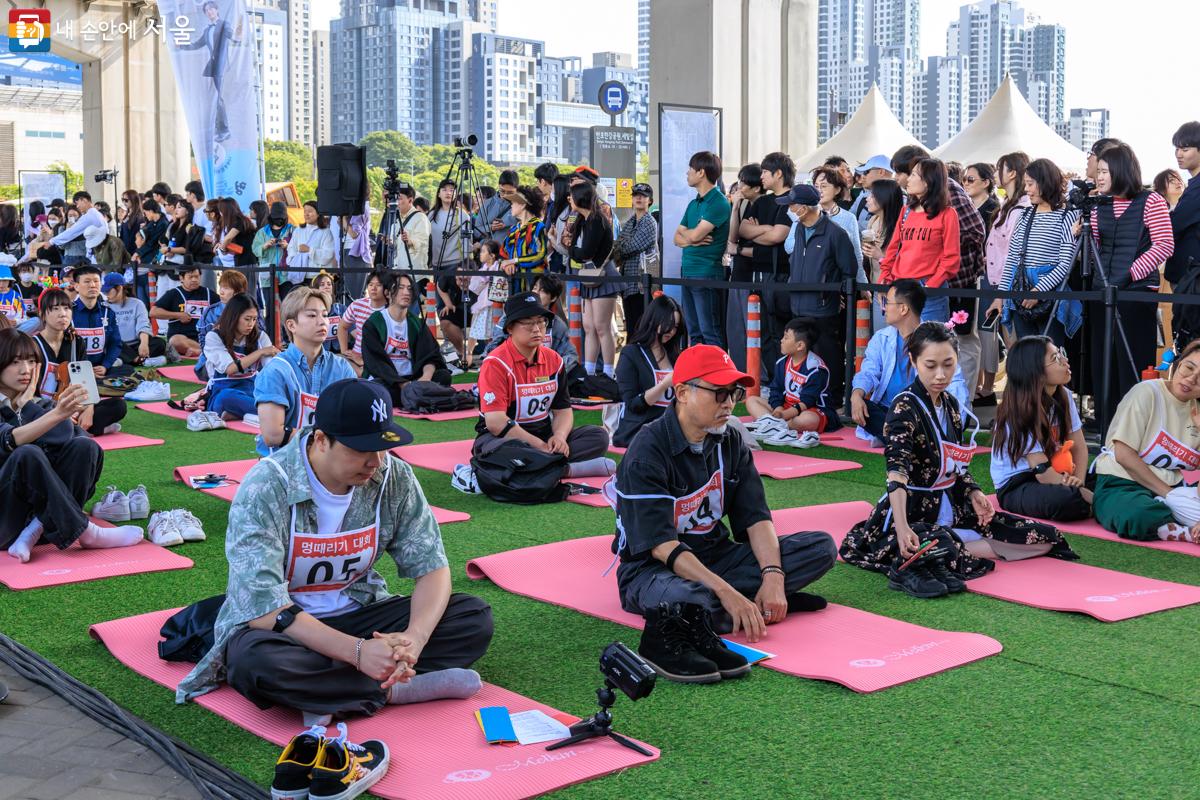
[126,381,170,402]
[186,410,226,431]
[92,486,131,522]
[127,485,150,520]
[147,511,184,547]
[142,356,168,368]
[170,509,206,542]
[796,431,821,448]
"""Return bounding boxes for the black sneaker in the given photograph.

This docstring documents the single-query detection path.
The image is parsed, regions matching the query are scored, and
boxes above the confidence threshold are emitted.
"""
[638,603,722,684]
[272,725,326,800]
[887,563,949,598]
[309,724,389,800]
[678,603,751,679]
[925,559,967,593]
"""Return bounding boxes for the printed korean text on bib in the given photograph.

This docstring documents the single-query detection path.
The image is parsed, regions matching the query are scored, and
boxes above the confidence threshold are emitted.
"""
[1140,430,1200,472]
[287,520,378,595]
[184,299,209,320]
[783,360,807,407]
[931,441,974,491]
[386,335,412,375]
[298,391,318,428]
[674,470,724,535]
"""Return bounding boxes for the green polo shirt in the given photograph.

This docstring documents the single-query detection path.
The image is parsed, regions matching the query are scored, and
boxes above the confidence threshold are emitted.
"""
[679,186,731,279]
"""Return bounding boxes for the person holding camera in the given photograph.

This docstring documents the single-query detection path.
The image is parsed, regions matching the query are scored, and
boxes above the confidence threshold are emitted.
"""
[611,344,837,683]
[1088,144,1175,424]
[177,378,493,723]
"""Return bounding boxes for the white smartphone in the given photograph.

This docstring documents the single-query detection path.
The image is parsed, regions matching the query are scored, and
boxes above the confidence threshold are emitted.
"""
[67,360,101,406]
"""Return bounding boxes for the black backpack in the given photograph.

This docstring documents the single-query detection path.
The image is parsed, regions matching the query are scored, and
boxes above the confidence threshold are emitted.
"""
[399,381,476,414]
[570,373,620,402]
[470,441,570,504]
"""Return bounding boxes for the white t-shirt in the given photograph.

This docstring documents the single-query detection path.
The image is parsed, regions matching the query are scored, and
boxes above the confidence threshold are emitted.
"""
[990,389,1082,490]
[296,435,359,617]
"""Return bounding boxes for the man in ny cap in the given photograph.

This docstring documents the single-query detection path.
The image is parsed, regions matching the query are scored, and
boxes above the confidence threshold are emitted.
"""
[848,154,895,225]
[611,344,837,684]
[178,378,493,723]
[475,292,611,476]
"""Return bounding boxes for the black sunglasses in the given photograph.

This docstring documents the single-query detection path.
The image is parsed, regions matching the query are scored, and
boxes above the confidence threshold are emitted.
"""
[687,382,746,405]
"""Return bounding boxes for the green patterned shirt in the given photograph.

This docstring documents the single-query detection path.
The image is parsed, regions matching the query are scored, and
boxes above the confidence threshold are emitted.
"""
[176,436,448,703]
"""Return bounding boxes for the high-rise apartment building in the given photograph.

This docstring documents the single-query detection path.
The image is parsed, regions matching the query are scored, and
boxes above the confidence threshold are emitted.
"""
[249,6,289,141]
[1056,108,1110,153]
[312,29,331,147]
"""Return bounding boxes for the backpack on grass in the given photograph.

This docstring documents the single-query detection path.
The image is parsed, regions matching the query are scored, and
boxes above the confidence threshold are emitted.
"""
[470,441,569,504]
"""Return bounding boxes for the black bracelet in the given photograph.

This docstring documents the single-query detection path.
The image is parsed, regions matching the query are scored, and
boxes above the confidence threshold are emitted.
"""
[760,565,785,577]
[886,480,908,495]
[664,542,691,573]
[234,358,245,373]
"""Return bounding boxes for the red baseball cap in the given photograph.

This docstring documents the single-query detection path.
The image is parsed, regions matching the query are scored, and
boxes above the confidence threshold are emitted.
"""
[673,345,755,388]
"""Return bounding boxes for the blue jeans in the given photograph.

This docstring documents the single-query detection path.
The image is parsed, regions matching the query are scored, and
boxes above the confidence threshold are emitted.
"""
[920,292,950,324]
[208,381,256,419]
[680,284,725,347]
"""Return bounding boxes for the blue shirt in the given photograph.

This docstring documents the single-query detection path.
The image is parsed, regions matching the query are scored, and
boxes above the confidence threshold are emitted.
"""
[253,345,355,456]
[883,333,914,404]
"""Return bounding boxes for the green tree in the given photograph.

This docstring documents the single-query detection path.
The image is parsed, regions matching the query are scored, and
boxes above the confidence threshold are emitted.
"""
[47,160,83,197]
[359,130,425,172]
[637,152,650,185]
[263,140,312,182]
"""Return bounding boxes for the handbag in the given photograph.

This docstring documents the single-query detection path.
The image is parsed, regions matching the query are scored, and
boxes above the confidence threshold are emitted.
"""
[1010,209,1053,322]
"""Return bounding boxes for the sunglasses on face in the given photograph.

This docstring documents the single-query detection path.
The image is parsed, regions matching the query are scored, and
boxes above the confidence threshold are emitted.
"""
[688,382,746,404]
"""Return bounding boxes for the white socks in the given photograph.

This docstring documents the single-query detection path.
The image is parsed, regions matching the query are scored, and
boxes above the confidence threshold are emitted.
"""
[387,668,481,705]
[6,517,44,563]
[565,457,617,479]
[77,521,144,549]
[602,363,615,378]
[1157,522,1197,543]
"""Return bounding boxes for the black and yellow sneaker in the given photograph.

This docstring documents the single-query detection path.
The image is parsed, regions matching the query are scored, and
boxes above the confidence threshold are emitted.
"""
[271,725,326,800]
[308,723,390,800]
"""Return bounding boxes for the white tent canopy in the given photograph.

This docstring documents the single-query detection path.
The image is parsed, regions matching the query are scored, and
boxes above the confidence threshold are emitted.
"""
[798,85,924,173]
[934,75,1088,171]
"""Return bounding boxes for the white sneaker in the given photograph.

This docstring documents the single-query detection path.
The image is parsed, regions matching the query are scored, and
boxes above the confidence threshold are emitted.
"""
[147,511,184,547]
[170,509,206,542]
[451,463,481,494]
[796,431,821,449]
[127,485,150,520]
[92,486,131,522]
[753,419,789,441]
[102,423,122,435]
[126,381,171,402]
[242,413,260,427]
[762,429,800,448]
[447,363,465,377]
[745,414,777,432]
[186,410,226,431]
[142,356,168,368]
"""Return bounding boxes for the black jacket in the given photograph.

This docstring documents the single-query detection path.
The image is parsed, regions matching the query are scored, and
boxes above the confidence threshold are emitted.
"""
[787,213,857,317]
[612,345,672,448]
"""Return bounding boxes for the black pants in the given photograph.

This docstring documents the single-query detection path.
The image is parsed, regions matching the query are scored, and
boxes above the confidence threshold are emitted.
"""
[473,425,610,463]
[0,438,101,550]
[622,292,646,338]
[382,370,453,408]
[618,532,838,630]
[85,397,127,436]
[996,471,1093,522]
[119,337,167,367]
[1088,294,1157,426]
[809,313,846,403]
[862,399,889,439]
[225,594,493,717]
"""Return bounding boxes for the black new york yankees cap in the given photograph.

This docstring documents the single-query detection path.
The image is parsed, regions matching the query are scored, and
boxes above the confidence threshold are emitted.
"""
[314,378,413,451]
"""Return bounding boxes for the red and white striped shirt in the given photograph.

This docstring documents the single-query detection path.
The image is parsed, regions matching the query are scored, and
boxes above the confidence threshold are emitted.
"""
[1090,192,1175,283]
[342,297,386,354]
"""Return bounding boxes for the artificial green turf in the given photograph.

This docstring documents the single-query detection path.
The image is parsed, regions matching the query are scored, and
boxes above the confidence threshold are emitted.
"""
[4,376,1200,799]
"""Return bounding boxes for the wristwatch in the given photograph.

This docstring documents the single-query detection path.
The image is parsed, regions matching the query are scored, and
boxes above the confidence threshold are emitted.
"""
[272,604,304,633]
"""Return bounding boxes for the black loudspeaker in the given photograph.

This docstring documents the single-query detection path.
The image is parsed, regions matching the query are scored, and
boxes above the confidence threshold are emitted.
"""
[316,143,368,217]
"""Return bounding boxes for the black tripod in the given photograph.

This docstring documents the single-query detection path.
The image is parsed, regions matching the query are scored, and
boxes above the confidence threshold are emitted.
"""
[545,682,652,757]
[433,146,491,367]
[377,161,414,273]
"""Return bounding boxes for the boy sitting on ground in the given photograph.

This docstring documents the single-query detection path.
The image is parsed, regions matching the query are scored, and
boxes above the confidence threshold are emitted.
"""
[745,318,841,447]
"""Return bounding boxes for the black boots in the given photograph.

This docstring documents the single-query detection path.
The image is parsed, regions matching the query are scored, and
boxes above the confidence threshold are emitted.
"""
[639,603,749,683]
[887,536,965,598]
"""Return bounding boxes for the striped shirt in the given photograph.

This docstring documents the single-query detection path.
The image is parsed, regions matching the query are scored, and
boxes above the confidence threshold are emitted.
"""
[1000,207,1081,292]
[342,297,385,354]
[1090,193,1175,283]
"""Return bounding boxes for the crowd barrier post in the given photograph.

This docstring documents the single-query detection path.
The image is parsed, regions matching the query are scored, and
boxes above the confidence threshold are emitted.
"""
[641,272,653,304]
[270,268,281,345]
[746,293,761,397]
[568,284,583,357]
[147,270,159,336]
[1099,284,1118,439]
[842,278,858,411]
[854,299,871,371]
[424,280,439,338]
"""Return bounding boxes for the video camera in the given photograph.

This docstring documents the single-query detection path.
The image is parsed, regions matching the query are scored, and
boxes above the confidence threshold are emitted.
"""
[1066,180,1113,213]
[382,160,403,202]
[453,133,478,151]
[94,168,118,184]
[599,641,656,701]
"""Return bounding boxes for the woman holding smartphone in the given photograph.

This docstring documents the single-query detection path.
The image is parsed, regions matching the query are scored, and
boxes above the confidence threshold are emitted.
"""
[0,327,144,563]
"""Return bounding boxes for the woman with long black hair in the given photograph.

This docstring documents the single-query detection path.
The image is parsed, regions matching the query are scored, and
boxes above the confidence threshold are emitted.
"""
[1089,143,1175,424]
[991,336,1091,521]
[563,181,618,377]
[202,292,276,421]
[545,174,573,274]
[611,295,686,447]
[861,178,903,331]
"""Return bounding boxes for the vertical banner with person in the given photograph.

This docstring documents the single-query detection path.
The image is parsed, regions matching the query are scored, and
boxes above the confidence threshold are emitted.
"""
[159,0,263,210]
[657,104,721,303]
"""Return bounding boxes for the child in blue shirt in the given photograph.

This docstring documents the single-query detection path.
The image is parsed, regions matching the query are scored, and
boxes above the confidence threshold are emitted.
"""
[745,318,841,447]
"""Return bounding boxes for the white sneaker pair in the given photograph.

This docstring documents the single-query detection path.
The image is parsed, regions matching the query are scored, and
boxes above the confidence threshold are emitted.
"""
[147,510,205,547]
[126,380,171,402]
[451,464,481,494]
[92,485,150,523]
[186,410,226,431]
[762,429,821,449]
[747,414,788,441]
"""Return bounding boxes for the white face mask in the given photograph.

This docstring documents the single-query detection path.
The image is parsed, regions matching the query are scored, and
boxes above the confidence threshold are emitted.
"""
[17,271,31,282]
[786,210,799,223]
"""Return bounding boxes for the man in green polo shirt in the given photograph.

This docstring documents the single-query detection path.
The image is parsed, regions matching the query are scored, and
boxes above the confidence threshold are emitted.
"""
[674,151,731,348]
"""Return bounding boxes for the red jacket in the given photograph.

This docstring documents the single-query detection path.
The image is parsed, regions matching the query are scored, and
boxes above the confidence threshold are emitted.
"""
[880,207,961,288]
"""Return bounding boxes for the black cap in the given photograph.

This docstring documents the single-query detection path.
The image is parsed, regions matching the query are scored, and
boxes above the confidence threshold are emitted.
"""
[503,292,555,330]
[313,379,413,451]
[774,184,821,206]
[632,182,653,198]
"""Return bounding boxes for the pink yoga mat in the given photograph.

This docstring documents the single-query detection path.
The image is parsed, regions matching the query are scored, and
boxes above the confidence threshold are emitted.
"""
[156,365,204,384]
[466,535,1000,692]
[90,609,658,800]
[392,440,611,508]
[93,432,165,451]
[0,519,192,590]
[135,402,260,435]
[782,501,1200,622]
[609,443,862,480]
[172,459,471,524]
[984,494,1200,559]
[821,428,988,456]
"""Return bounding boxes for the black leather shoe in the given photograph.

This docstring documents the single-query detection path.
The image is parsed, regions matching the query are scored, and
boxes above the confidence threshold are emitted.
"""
[638,604,722,683]
[678,603,751,679]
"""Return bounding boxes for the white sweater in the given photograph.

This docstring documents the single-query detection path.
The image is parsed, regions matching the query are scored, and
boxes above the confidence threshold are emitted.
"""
[286,225,335,284]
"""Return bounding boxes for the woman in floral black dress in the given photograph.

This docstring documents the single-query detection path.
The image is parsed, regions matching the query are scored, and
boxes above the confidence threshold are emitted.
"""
[840,323,1076,597]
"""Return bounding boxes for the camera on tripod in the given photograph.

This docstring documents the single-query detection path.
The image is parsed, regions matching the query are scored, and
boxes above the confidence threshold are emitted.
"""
[452,133,478,150]
[1066,180,1113,213]
[382,159,403,202]
[94,168,118,184]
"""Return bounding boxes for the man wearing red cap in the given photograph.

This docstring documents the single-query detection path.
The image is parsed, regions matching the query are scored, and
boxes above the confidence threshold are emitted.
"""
[609,344,837,684]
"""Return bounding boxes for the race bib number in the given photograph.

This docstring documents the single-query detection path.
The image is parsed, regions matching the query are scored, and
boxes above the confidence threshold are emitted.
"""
[76,326,104,356]
[1140,430,1200,471]
[515,379,557,423]
[298,391,318,428]
[327,316,340,341]
[287,523,378,594]
[385,335,412,375]
[653,369,674,408]
[783,369,806,407]
[40,364,58,400]
[184,299,209,320]
[931,441,975,491]
[673,470,724,536]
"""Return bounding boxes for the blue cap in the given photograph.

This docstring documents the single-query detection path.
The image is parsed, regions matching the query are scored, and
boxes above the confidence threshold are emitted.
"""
[855,155,893,174]
[0,265,12,282]
[101,272,128,293]
[774,184,821,206]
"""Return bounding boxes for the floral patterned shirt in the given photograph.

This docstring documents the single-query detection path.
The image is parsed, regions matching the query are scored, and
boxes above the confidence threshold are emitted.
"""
[176,437,448,702]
